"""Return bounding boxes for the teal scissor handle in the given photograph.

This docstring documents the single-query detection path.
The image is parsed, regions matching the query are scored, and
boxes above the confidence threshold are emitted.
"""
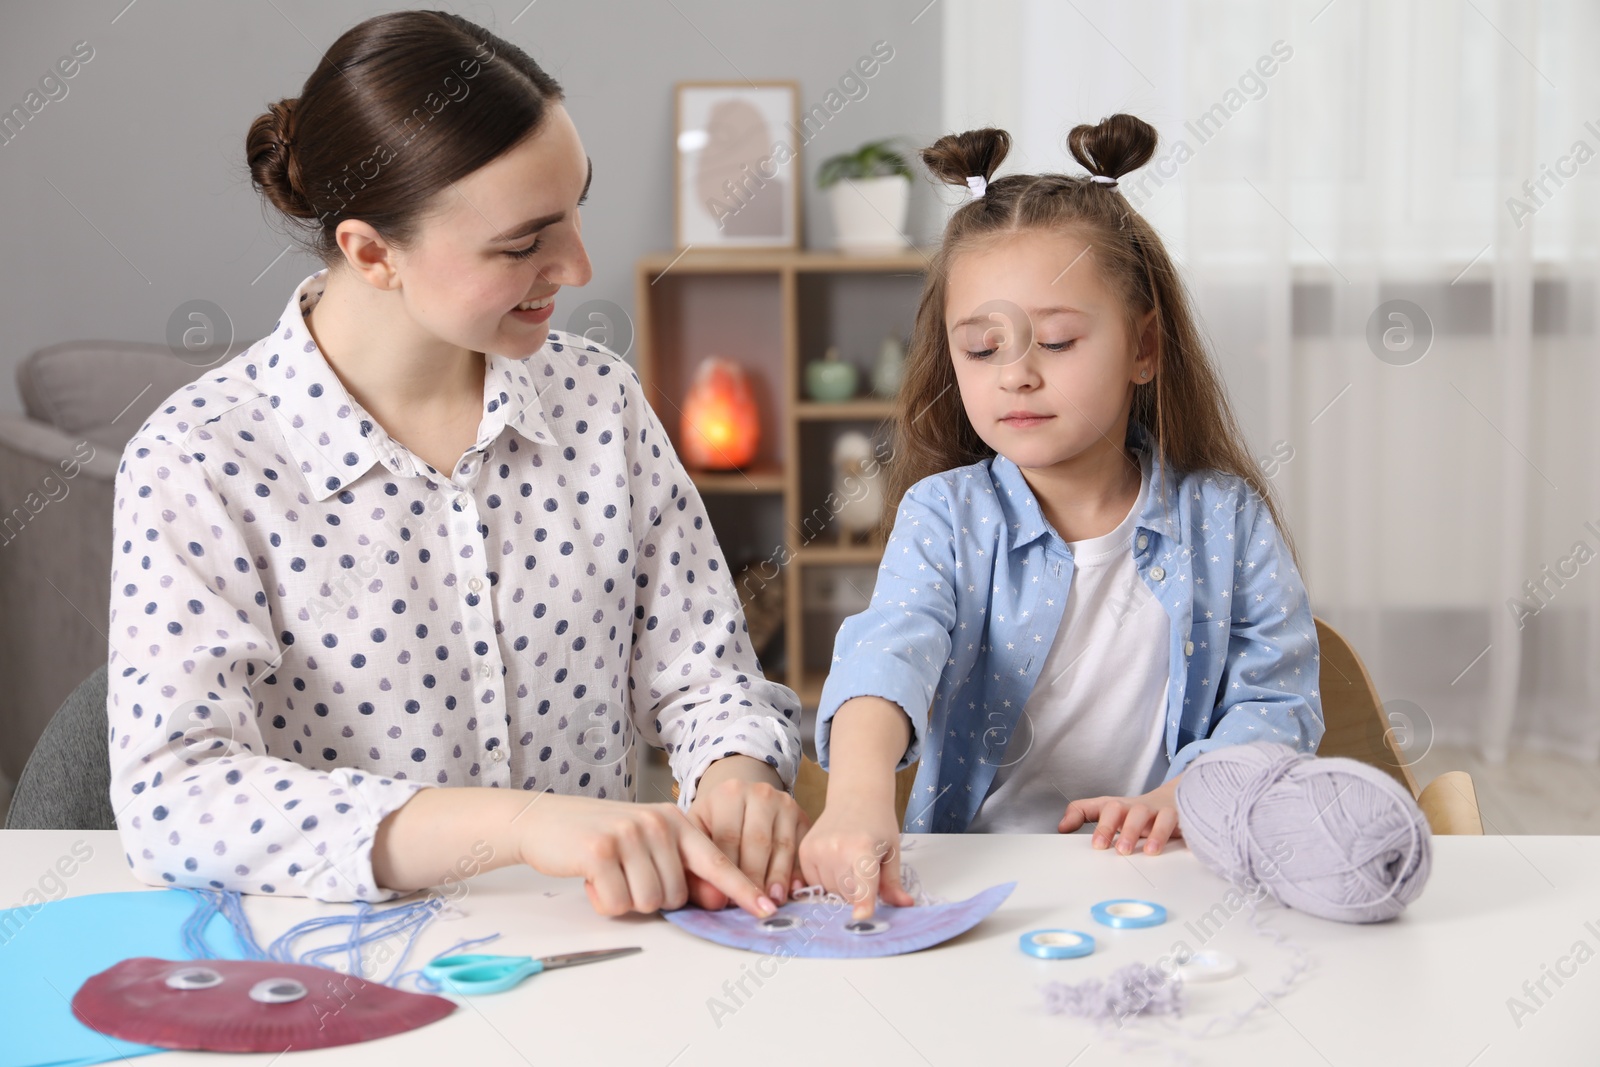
[423,947,642,995]
[423,954,545,995]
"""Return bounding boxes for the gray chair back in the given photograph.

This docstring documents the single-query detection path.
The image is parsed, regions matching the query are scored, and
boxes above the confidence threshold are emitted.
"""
[6,665,114,830]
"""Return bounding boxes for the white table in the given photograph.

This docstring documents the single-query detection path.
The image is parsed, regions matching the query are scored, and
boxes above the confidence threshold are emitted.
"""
[3,830,1593,1066]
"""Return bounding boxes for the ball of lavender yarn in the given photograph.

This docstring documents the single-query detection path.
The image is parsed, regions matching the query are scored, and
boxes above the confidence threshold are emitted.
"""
[1174,741,1432,923]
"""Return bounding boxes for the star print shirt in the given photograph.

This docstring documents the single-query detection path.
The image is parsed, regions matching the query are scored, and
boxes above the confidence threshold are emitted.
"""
[106,269,800,902]
[815,420,1322,833]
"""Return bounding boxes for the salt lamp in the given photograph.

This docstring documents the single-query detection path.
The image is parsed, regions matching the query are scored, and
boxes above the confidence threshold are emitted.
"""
[680,357,760,470]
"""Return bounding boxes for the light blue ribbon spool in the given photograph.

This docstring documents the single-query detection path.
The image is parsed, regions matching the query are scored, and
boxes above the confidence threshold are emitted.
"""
[1020,928,1096,959]
[1090,899,1167,929]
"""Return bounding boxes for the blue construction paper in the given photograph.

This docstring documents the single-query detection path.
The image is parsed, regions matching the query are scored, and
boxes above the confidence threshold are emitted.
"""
[0,890,243,1067]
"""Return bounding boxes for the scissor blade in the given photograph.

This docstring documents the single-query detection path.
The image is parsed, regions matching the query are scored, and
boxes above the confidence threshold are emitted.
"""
[536,946,643,971]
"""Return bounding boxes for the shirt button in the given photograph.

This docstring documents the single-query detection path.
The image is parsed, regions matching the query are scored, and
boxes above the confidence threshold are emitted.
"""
[1151,565,1166,581]
[478,663,492,678]
[468,577,483,592]
[1136,534,1149,550]
[1184,640,1195,656]
[490,747,505,763]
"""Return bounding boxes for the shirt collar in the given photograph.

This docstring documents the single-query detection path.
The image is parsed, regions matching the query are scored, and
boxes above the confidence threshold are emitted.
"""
[257,270,551,501]
[991,420,1182,550]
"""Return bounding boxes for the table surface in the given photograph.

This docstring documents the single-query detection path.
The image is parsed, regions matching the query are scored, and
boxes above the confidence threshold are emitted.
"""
[3,830,1594,1066]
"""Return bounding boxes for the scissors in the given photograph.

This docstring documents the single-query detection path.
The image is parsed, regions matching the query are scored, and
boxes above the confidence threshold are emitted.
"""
[422,947,642,995]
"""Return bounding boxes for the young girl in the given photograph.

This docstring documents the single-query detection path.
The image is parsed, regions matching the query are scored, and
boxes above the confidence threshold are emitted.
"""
[798,116,1323,916]
[106,11,805,918]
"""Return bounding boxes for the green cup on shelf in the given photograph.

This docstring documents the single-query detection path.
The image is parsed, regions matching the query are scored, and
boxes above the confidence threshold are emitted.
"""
[805,345,859,402]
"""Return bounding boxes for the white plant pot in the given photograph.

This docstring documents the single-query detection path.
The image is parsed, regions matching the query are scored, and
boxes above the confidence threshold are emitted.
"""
[827,176,911,253]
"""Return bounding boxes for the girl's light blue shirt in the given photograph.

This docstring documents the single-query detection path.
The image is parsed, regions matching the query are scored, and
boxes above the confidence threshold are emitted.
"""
[816,422,1324,833]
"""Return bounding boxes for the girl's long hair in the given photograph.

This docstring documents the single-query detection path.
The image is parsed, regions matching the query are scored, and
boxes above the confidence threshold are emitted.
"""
[885,114,1299,568]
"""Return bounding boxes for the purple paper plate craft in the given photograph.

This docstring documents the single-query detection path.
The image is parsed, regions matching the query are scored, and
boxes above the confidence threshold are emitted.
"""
[662,882,1017,958]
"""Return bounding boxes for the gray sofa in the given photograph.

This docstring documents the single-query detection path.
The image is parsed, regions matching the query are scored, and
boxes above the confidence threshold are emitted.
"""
[0,341,223,794]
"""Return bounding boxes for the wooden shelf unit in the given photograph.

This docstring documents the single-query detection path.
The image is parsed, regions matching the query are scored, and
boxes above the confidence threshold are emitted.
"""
[635,248,930,704]
[687,466,785,494]
[795,399,896,420]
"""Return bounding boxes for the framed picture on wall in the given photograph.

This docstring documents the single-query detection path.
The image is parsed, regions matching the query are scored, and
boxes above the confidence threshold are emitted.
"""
[674,80,801,250]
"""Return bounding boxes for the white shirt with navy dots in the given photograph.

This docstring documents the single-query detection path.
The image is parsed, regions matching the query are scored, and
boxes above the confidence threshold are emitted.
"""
[107,269,800,902]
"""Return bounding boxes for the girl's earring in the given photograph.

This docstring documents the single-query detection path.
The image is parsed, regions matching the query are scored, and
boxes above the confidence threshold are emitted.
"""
[1140,370,1150,380]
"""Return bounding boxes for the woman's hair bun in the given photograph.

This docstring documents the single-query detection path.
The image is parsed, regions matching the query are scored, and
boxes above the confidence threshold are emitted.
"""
[247,98,311,220]
[1065,113,1158,182]
[921,127,1012,188]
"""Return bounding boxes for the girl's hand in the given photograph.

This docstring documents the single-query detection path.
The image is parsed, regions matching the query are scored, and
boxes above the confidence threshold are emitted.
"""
[797,793,915,920]
[514,793,778,918]
[1058,772,1186,855]
[686,755,810,910]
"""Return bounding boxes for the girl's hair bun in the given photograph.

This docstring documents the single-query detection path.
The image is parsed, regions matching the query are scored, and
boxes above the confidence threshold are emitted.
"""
[921,127,1012,188]
[1065,113,1158,182]
[247,98,311,220]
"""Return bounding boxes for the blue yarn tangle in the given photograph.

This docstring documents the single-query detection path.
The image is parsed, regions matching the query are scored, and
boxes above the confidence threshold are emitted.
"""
[179,888,267,961]
[177,889,500,991]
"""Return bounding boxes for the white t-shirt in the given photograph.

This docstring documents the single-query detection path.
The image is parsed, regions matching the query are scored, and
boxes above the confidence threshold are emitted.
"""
[968,465,1171,833]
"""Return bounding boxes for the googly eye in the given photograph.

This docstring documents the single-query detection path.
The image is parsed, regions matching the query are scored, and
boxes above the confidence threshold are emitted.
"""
[843,919,889,936]
[248,977,308,1004]
[758,914,802,932]
[164,967,223,990]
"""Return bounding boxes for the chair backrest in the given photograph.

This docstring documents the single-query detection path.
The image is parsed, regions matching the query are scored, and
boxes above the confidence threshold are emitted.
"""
[794,758,917,827]
[5,665,115,830]
[1305,617,1420,793]
[1311,616,1419,796]
[1416,770,1485,835]
[1313,620,1487,833]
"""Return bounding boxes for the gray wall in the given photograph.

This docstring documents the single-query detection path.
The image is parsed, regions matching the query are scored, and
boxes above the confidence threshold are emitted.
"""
[0,0,945,414]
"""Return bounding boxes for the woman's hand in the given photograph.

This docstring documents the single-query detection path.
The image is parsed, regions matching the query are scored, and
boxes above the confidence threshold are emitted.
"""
[514,792,778,918]
[686,755,810,909]
[1058,772,1186,855]
[797,793,915,920]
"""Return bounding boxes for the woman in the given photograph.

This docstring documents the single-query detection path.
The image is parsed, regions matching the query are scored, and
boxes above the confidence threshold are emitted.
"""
[107,10,804,917]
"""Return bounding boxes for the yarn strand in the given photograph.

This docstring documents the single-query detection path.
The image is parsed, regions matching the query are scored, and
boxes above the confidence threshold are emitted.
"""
[178,888,461,989]
[788,863,941,908]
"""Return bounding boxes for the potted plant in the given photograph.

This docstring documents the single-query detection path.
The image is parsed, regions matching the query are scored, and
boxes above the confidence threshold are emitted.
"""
[816,138,912,253]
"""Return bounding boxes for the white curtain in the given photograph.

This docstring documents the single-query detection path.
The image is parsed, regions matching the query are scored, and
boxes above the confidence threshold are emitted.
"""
[942,0,1600,763]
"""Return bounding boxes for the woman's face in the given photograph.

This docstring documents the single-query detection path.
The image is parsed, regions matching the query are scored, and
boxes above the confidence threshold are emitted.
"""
[382,103,594,360]
[943,228,1153,472]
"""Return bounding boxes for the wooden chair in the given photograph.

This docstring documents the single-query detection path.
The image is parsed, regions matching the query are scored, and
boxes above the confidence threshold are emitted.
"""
[1313,616,1483,834]
[788,617,1484,836]
[793,757,917,827]
[1314,616,1418,795]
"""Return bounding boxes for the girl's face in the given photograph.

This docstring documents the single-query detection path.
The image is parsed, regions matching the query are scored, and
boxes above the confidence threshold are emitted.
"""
[379,103,594,359]
[943,228,1154,472]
